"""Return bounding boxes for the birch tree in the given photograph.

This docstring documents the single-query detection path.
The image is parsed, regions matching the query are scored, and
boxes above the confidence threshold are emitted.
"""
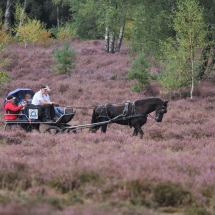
[4,0,15,34]
[51,0,73,29]
[160,0,207,99]
[15,0,28,37]
[98,0,133,53]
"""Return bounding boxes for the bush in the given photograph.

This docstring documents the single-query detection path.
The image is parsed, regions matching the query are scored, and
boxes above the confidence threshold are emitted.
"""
[126,180,152,197]
[185,207,211,215]
[52,40,76,74]
[153,182,192,207]
[127,51,157,92]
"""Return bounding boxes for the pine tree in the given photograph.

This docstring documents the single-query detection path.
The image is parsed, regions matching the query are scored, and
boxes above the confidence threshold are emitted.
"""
[52,40,76,74]
[127,51,156,92]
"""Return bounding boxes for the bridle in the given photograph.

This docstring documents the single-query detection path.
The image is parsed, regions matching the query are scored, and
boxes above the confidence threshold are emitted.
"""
[145,105,167,121]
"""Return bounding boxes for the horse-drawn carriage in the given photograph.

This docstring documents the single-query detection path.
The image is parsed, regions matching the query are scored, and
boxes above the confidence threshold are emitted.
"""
[3,88,168,138]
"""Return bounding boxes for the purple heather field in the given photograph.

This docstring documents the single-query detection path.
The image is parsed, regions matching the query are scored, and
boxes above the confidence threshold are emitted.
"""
[0,40,215,215]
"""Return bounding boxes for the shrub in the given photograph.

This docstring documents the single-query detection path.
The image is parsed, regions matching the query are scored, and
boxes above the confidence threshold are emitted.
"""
[127,51,157,92]
[126,180,152,197]
[52,23,76,41]
[52,40,76,74]
[185,207,211,215]
[65,192,84,205]
[153,182,192,207]
[38,30,53,45]
[0,42,10,90]
[75,170,99,184]
[130,197,157,209]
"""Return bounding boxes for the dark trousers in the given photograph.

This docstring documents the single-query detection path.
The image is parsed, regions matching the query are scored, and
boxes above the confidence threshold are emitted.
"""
[37,104,55,120]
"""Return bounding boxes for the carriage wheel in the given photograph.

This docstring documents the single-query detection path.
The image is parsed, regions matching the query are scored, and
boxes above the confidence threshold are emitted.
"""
[44,126,62,134]
[67,128,77,134]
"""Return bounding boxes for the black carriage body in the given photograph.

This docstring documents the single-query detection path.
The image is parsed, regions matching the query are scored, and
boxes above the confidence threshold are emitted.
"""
[3,88,76,133]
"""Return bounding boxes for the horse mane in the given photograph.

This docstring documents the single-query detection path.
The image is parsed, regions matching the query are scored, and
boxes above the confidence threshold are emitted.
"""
[135,97,163,105]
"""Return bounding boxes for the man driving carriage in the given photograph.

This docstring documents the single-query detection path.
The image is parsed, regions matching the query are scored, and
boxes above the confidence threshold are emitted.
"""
[32,86,56,122]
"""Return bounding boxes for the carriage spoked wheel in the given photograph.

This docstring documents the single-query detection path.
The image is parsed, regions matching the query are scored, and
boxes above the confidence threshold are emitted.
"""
[66,128,77,134]
[44,126,63,134]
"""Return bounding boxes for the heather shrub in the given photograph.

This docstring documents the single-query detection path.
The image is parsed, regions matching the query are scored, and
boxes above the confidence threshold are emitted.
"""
[1,40,215,214]
[144,83,160,97]
[38,196,63,210]
[129,197,157,209]
[125,180,152,198]
[185,207,211,215]
[0,194,10,205]
[75,170,99,184]
[153,182,192,207]
[48,178,78,194]
[48,170,100,194]
[65,192,84,205]
[0,170,31,191]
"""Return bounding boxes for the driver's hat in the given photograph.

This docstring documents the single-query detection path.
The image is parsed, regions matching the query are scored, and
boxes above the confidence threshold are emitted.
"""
[41,86,50,91]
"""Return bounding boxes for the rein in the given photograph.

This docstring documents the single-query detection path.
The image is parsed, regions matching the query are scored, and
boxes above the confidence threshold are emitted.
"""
[68,103,128,110]
[70,106,95,109]
[147,113,156,120]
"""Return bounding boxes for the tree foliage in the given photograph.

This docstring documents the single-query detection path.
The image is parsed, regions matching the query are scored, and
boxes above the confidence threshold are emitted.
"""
[0,8,11,43]
[130,0,175,58]
[12,1,53,47]
[0,42,10,89]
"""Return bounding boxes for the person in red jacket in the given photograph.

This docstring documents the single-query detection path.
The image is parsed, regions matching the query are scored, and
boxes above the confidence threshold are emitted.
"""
[4,96,26,120]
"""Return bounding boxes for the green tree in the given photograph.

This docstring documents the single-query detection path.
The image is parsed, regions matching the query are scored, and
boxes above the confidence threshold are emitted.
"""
[130,0,176,58]
[52,40,76,74]
[159,38,188,97]
[159,0,207,99]
[0,42,10,89]
[127,51,156,92]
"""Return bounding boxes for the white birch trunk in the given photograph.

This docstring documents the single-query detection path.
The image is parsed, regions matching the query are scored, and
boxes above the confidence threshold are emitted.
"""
[115,20,125,53]
[16,0,28,37]
[4,0,14,34]
[190,37,194,100]
[57,5,60,30]
[109,34,115,53]
[104,27,109,53]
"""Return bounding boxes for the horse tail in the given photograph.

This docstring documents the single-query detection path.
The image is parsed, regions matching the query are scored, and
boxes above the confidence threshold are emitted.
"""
[89,106,100,133]
[91,106,97,124]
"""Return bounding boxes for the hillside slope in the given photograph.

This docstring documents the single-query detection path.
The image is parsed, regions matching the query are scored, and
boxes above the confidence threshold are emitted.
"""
[0,40,215,215]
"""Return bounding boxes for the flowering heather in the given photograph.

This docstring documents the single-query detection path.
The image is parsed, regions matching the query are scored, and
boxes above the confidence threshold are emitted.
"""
[0,40,215,214]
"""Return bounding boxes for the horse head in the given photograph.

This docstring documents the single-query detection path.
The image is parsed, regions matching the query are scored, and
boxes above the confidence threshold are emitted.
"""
[155,101,168,122]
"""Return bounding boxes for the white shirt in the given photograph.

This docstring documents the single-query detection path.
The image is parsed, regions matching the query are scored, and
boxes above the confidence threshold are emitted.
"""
[32,90,47,105]
[44,94,51,102]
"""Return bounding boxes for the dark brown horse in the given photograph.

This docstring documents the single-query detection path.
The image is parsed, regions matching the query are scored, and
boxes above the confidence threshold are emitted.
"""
[89,98,168,139]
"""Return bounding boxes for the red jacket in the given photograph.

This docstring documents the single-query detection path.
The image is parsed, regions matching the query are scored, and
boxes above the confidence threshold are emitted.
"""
[4,101,24,120]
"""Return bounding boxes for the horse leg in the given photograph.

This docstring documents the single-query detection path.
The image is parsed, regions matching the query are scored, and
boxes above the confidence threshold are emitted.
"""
[101,124,107,133]
[133,128,138,136]
[133,125,144,139]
